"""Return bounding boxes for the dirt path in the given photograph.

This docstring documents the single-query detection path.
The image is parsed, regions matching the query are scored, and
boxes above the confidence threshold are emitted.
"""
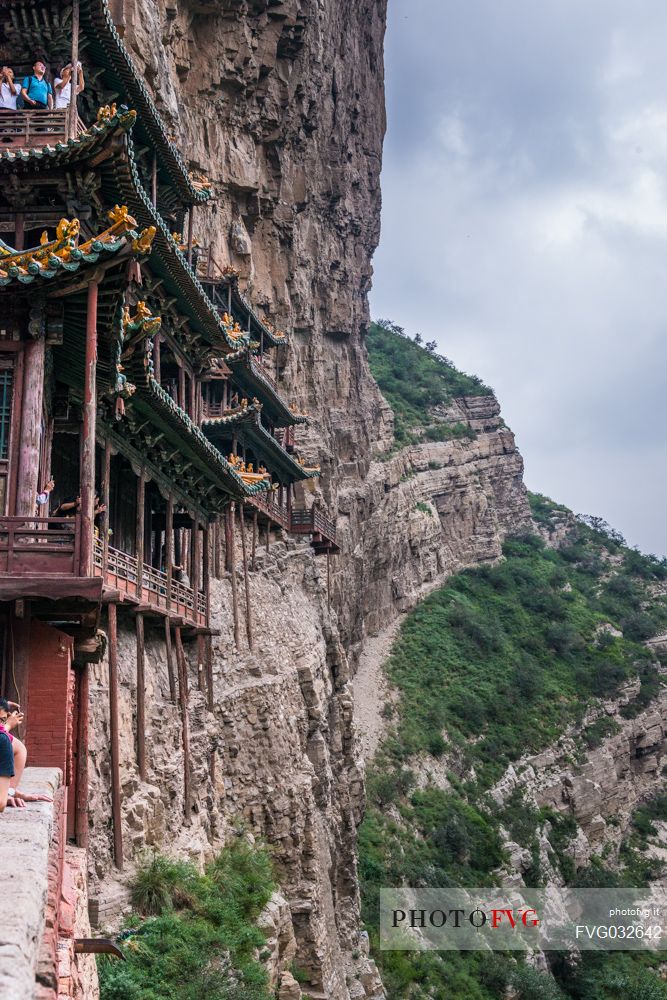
[352,617,403,763]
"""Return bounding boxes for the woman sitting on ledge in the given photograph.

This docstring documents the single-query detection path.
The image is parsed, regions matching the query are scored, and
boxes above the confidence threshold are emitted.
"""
[0,699,53,812]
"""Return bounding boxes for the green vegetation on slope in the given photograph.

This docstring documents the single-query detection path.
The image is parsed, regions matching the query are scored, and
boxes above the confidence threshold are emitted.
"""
[98,841,276,1000]
[360,495,667,1000]
[366,319,492,446]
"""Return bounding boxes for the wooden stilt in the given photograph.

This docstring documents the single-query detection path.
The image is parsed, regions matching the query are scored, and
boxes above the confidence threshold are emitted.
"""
[80,280,98,576]
[251,511,258,572]
[239,504,253,650]
[75,664,89,849]
[197,634,205,692]
[229,504,241,650]
[16,333,45,517]
[327,550,331,610]
[205,635,214,713]
[68,0,80,141]
[213,521,221,579]
[164,618,176,702]
[174,626,192,820]
[203,524,210,623]
[136,614,146,779]
[225,505,233,574]
[108,603,123,869]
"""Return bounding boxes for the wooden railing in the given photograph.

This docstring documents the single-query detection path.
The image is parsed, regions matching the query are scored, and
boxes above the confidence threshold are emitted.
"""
[201,399,227,420]
[247,493,290,531]
[290,507,337,547]
[0,110,86,149]
[250,355,279,392]
[93,539,206,627]
[0,515,81,575]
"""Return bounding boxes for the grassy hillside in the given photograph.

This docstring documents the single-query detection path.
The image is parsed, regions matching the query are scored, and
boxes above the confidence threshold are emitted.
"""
[366,319,493,446]
[360,494,667,1000]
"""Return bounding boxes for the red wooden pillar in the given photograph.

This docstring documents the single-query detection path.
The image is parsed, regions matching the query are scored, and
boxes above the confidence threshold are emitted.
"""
[15,334,45,516]
[101,437,111,572]
[153,334,161,384]
[178,366,186,412]
[108,603,123,869]
[80,280,98,577]
[136,470,145,598]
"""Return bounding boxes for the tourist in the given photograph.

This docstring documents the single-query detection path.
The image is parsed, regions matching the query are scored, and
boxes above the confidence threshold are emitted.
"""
[20,61,54,110]
[0,699,53,810]
[0,67,19,111]
[35,477,55,514]
[54,62,84,110]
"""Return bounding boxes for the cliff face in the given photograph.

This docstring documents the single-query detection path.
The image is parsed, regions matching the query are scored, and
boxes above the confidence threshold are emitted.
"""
[85,3,531,998]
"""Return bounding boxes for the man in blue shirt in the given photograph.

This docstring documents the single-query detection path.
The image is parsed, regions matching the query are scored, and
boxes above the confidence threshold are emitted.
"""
[20,60,53,110]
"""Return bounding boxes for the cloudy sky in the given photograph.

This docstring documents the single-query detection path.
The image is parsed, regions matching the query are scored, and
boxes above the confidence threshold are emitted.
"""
[370,0,667,557]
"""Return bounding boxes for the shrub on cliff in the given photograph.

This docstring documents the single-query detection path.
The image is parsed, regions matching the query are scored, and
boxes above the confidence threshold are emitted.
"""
[98,841,275,1000]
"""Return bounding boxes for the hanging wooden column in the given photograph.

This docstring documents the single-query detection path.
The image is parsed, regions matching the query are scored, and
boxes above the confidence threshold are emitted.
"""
[174,626,192,820]
[101,437,111,573]
[15,329,45,517]
[136,614,146,779]
[203,523,210,616]
[197,634,205,693]
[251,511,258,571]
[80,279,98,576]
[108,603,123,869]
[327,550,331,610]
[164,619,176,702]
[68,0,80,140]
[178,366,186,412]
[213,521,221,579]
[205,635,214,713]
[75,663,89,849]
[228,504,241,649]
[238,503,253,650]
[224,503,234,573]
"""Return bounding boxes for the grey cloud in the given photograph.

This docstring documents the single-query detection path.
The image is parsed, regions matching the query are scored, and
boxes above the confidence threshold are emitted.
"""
[372,0,667,555]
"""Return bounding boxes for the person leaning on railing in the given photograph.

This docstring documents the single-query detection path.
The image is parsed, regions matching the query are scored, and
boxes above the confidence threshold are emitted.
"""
[0,67,19,111]
[19,61,54,110]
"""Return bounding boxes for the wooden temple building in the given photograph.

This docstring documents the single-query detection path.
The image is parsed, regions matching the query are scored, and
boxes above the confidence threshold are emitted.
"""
[0,0,337,874]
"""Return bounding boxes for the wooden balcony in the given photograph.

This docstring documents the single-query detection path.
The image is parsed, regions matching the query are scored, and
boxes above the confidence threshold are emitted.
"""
[93,539,207,628]
[0,515,102,602]
[247,492,291,532]
[290,507,338,554]
[0,110,86,150]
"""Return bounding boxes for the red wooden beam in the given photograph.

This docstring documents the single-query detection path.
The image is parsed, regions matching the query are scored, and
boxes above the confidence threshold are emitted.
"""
[75,663,89,849]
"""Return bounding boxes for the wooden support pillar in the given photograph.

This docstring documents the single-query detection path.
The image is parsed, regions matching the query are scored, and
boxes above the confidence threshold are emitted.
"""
[224,504,233,573]
[189,374,196,421]
[205,635,214,713]
[165,493,173,611]
[251,511,258,572]
[80,279,98,576]
[191,519,200,593]
[197,634,205,692]
[223,379,228,412]
[68,0,80,141]
[178,366,186,412]
[14,213,24,252]
[228,504,240,650]
[101,437,111,572]
[265,520,270,553]
[75,664,89,849]
[174,626,192,820]
[203,524,210,616]
[108,603,123,869]
[15,333,45,517]
[136,470,145,598]
[136,614,146,779]
[213,521,221,579]
[287,485,292,529]
[164,618,176,702]
[238,504,253,650]
[327,550,331,610]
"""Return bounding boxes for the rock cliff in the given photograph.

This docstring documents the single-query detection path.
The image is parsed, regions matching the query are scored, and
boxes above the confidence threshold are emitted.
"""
[85,2,533,998]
